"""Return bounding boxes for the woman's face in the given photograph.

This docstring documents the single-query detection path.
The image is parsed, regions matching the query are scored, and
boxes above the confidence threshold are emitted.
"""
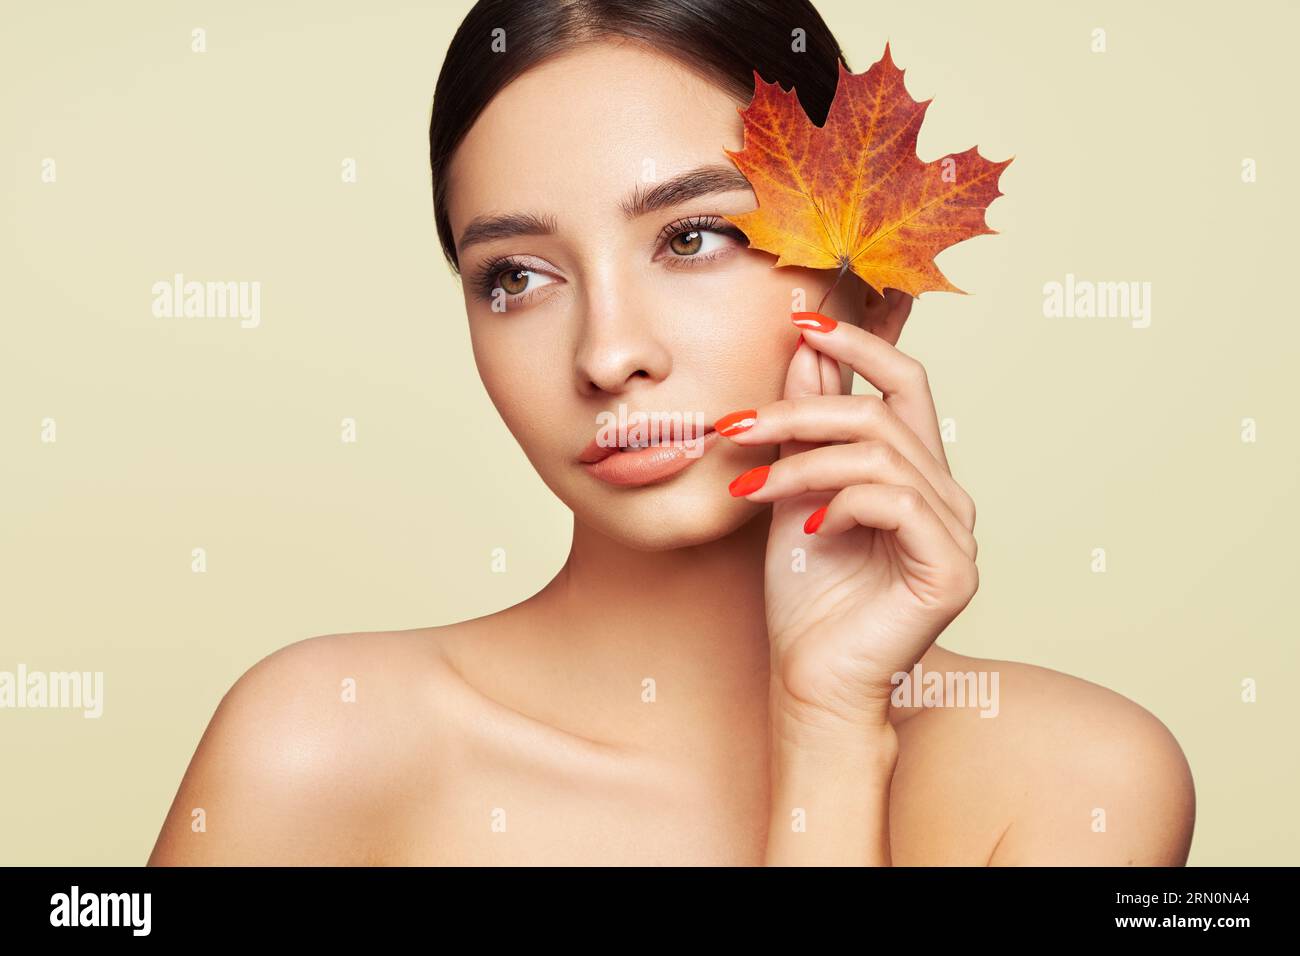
[446,40,863,550]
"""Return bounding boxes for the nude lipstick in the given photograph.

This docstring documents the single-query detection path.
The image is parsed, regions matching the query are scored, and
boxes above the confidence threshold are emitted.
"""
[578,425,719,487]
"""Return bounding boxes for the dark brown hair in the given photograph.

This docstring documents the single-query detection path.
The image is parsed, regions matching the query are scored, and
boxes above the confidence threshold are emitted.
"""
[428,0,849,273]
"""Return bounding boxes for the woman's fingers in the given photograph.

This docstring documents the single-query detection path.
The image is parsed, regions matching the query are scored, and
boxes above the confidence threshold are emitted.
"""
[715,393,977,533]
[792,303,952,476]
[816,337,843,397]
[777,336,828,463]
[808,482,980,612]
[728,442,977,561]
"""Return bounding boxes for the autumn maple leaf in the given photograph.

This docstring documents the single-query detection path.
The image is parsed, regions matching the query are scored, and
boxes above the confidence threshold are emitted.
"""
[722,42,1012,303]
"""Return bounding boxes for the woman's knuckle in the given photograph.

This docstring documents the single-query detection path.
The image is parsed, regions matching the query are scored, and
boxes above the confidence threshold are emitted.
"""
[901,356,929,389]
[955,487,977,529]
[856,393,887,428]
[858,439,892,469]
[895,484,926,514]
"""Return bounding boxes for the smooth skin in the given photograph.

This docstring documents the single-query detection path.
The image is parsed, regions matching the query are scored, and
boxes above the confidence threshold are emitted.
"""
[148,40,1194,866]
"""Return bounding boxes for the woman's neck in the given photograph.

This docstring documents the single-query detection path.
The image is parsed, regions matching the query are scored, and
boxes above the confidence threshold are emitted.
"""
[529,508,776,758]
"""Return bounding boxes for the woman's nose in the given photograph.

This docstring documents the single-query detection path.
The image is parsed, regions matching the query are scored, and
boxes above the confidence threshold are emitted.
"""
[572,298,672,397]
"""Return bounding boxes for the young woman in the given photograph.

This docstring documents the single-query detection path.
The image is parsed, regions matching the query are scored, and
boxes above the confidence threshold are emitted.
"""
[148,0,1195,866]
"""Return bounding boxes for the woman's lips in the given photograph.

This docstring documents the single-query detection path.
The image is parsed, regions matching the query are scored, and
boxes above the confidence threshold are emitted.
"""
[579,429,719,487]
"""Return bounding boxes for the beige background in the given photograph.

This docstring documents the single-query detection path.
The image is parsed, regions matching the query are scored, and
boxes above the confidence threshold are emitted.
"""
[2,0,1296,865]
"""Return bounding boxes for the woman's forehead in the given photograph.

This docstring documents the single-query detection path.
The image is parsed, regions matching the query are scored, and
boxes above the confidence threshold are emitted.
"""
[446,42,746,232]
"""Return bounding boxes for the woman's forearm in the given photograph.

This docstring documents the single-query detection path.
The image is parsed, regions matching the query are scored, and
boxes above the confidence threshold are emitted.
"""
[764,699,901,866]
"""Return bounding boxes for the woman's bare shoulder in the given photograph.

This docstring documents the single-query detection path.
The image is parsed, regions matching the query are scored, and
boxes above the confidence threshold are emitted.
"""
[146,623,474,866]
[894,649,1196,865]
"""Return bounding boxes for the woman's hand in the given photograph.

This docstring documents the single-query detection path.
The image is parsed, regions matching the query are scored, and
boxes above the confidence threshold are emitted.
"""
[716,292,979,732]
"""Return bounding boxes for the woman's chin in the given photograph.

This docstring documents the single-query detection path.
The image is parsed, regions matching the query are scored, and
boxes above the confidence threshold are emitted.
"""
[575,489,767,552]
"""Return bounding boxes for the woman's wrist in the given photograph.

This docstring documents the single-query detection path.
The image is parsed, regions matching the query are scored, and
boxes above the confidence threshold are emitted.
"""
[765,682,901,866]
[770,661,899,738]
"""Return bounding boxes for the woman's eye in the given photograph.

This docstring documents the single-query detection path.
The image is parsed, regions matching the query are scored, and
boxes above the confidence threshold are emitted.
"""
[477,220,741,305]
[656,219,747,266]
[493,266,555,298]
[666,228,728,257]
[499,268,528,295]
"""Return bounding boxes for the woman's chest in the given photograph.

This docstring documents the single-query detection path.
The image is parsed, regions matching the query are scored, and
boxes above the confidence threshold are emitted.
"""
[406,812,765,865]
[392,758,770,865]
[383,731,1001,866]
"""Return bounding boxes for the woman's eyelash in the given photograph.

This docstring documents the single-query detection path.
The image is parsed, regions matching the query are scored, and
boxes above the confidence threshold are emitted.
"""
[654,214,746,248]
[472,255,530,301]
[470,216,746,303]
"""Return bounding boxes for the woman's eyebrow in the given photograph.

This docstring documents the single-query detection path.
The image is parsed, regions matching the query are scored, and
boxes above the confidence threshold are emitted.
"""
[455,163,752,255]
[620,163,753,218]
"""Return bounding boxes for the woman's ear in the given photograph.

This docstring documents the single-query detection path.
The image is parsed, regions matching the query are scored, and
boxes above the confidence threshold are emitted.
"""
[861,286,914,345]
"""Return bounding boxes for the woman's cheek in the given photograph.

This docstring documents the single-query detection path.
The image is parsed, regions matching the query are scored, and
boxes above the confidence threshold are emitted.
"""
[478,349,571,464]
[474,342,539,426]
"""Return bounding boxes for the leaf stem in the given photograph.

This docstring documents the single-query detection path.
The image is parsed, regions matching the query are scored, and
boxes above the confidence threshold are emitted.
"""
[816,260,851,314]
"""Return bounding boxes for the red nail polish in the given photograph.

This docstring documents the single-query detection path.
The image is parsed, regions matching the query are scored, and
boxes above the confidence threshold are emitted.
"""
[803,505,828,534]
[728,465,770,497]
[791,312,838,333]
[714,409,757,437]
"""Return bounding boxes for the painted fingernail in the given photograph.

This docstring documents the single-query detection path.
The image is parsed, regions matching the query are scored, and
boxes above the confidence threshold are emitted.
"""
[803,506,828,534]
[714,409,758,437]
[728,465,770,497]
[792,312,838,333]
